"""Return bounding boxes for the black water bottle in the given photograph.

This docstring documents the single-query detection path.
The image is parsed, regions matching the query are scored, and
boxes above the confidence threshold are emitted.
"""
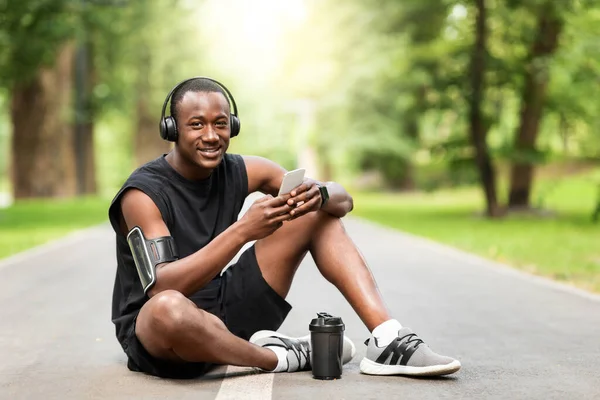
[309,312,345,380]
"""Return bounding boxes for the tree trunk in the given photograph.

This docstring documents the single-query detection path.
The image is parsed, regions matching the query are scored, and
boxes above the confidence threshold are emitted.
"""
[81,117,96,194]
[469,0,501,217]
[134,95,171,167]
[10,43,77,199]
[73,40,97,195]
[398,84,428,191]
[132,45,171,167]
[399,113,418,191]
[321,157,333,182]
[508,3,563,209]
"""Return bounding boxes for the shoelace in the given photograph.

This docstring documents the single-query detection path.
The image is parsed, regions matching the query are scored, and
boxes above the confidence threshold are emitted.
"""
[273,337,310,371]
[288,340,310,370]
[399,333,424,349]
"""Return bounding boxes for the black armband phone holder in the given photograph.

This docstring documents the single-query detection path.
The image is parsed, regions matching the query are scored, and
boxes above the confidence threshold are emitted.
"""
[126,226,179,293]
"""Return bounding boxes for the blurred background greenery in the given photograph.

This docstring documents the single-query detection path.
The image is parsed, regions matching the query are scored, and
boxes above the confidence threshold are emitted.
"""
[0,0,598,291]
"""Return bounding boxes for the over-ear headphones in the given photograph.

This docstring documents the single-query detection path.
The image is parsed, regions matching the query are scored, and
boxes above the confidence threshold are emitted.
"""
[159,77,241,142]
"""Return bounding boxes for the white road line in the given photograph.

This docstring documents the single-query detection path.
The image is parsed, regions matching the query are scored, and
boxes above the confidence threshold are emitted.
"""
[215,366,274,400]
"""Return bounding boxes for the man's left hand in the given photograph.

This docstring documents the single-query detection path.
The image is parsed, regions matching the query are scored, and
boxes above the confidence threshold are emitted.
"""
[286,178,322,220]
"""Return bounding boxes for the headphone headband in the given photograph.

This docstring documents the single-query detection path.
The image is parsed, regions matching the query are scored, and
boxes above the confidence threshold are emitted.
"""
[159,76,241,142]
[160,76,239,122]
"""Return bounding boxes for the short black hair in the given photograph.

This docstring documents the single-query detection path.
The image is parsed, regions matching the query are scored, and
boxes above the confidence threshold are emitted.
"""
[169,78,230,122]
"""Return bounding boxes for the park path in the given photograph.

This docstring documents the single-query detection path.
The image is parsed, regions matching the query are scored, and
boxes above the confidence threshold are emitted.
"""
[0,200,599,399]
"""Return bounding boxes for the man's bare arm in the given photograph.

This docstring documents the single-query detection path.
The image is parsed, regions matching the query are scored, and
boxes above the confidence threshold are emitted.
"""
[120,189,249,297]
[243,155,287,196]
[243,155,353,218]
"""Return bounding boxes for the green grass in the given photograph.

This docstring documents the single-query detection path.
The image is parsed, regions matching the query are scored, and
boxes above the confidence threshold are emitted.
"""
[352,174,600,293]
[0,197,110,259]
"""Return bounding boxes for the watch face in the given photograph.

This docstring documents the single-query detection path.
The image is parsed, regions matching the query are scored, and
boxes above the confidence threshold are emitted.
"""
[319,185,329,202]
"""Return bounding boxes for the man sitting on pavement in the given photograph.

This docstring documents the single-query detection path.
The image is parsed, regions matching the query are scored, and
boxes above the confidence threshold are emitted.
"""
[108,77,461,378]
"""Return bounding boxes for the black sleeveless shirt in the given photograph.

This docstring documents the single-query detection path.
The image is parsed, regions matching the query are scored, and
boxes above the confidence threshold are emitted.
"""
[108,153,248,344]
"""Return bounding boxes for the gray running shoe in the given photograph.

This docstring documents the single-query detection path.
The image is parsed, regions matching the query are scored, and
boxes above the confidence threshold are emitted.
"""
[360,327,461,376]
[250,330,356,372]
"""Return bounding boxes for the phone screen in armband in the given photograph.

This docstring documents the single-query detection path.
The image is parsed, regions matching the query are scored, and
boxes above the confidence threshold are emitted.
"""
[127,227,157,293]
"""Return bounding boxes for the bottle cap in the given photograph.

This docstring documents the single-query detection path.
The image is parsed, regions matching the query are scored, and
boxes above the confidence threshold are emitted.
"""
[309,312,345,333]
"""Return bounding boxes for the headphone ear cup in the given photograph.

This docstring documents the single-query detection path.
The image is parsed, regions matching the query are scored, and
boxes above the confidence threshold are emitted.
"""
[230,115,241,137]
[159,118,168,140]
[162,116,178,142]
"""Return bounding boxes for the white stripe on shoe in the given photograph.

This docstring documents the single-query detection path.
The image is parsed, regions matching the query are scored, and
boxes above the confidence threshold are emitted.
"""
[359,357,461,376]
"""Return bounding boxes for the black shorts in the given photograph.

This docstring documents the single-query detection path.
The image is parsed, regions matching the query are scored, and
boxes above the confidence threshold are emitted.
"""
[123,245,292,379]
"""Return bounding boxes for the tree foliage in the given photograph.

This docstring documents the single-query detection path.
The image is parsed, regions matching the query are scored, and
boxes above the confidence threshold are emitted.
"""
[0,0,599,212]
[0,0,210,197]
[298,0,599,215]
[0,0,77,88]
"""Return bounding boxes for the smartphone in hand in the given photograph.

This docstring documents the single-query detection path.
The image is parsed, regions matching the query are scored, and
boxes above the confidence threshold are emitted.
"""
[278,168,306,196]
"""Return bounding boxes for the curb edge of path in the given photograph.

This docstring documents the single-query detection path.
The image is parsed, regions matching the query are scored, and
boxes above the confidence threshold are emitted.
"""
[0,223,110,270]
[351,216,600,303]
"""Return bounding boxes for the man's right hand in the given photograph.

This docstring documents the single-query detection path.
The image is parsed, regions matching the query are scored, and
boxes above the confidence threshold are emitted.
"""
[239,195,293,241]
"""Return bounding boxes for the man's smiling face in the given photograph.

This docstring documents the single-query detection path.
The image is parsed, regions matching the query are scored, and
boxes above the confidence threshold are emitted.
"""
[174,90,231,171]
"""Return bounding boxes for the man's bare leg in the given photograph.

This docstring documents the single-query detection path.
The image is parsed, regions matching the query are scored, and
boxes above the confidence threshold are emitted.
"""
[254,210,461,377]
[135,290,278,370]
[255,210,391,331]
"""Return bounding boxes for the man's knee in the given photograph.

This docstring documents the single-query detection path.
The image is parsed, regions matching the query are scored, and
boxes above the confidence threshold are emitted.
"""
[139,290,195,337]
[312,210,345,235]
[300,209,340,228]
[287,211,343,249]
[140,290,224,339]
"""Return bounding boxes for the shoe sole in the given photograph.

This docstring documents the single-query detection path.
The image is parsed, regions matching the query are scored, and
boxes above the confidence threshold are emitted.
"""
[359,357,461,376]
[249,330,356,364]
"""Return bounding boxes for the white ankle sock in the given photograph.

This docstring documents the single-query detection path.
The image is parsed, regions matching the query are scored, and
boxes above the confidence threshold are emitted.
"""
[372,319,403,347]
[265,346,289,372]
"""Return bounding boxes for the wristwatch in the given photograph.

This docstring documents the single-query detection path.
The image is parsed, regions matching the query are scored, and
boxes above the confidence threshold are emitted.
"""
[316,183,329,208]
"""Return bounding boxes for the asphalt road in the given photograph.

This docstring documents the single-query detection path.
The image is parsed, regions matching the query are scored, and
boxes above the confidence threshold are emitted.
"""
[1,207,599,399]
